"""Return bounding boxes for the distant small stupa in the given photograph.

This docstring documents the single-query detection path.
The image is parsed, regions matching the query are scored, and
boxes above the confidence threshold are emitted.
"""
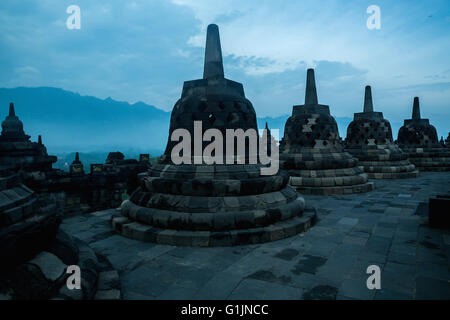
[70,152,84,175]
[0,102,29,142]
[345,86,419,179]
[0,102,56,171]
[397,97,450,171]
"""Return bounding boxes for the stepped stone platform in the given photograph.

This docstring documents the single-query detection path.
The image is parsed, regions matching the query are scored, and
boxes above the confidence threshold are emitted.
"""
[0,103,150,215]
[345,86,419,179]
[280,69,374,195]
[112,24,315,245]
[0,166,121,300]
[397,97,450,172]
[61,172,450,300]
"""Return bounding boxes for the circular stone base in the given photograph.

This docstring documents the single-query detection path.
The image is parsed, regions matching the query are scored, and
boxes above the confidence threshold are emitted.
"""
[400,148,450,172]
[366,170,419,179]
[280,151,374,195]
[346,147,420,179]
[408,159,450,172]
[111,207,316,247]
[294,182,375,195]
[414,166,450,172]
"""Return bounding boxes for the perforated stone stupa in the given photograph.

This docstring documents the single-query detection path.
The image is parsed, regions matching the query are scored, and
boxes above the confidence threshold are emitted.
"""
[112,24,316,246]
[279,69,374,195]
[397,97,450,171]
[345,86,419,179]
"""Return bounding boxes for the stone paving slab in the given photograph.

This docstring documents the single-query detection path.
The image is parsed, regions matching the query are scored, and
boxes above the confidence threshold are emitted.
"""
[61,172,450,300]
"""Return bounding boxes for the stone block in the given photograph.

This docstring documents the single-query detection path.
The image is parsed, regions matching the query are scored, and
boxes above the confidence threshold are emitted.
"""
[94,289,121,300]
[97,270,120,290]
[429,196,450,229]
[28,251,67,282]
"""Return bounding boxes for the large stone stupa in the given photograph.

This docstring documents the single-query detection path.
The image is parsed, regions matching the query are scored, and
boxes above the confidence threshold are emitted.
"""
[397,97,450,171]
[112,24,316,246]
[279,69,374,195]
[345,86,419,179]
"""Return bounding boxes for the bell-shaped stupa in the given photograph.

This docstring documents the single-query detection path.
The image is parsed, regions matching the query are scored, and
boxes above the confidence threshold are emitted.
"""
[397,97,450,171]
[0,103,56,172]
[70,152,84,175]
[0,102,28,142]
[112,24,316,246]
[345,86,419,178]
[280,69,374,195]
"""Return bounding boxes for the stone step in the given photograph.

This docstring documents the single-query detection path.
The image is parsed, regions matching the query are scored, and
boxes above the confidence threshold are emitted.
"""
[362,164,417,173]
[0,211,62,271]
[295,181,375,195]
[0,184,34,213]
[409,158,450,172]
[0,197,39,227]
[142,174,289,196]
[415,166,450,172]
[150,163,263,180]
[129,186,299,214]
[290,172,369,188]
[38,202,58,217]
[121,194,305,231]
[288,166,364,178]
[111,208,316,247]
[367,170,420,179]
[0,173,21,191]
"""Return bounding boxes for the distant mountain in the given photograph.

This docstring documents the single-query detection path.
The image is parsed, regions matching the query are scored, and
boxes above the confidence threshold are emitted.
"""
[1,87,384,158]
[0,87,170,155]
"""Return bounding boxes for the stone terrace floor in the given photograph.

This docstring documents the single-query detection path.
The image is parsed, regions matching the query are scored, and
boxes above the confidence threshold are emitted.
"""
[61,172,450,300]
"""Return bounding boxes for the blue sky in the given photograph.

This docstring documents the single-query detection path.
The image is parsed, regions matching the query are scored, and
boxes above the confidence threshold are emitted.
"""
[1,0,449,132]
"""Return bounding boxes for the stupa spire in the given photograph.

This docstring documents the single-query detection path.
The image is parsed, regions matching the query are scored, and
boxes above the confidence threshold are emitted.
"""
[305,68,318,105]
[38,135,42,145]
[363,86,374,112]
[9,102,15,117]
[203,24,224,79]
[412,97,421,120]
[75,152,80,162]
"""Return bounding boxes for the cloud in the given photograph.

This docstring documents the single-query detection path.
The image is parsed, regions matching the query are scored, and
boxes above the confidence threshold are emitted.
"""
[170,0,450,135]
[173,0,450,87]
[0,0,448,137]
[14,66,39,75]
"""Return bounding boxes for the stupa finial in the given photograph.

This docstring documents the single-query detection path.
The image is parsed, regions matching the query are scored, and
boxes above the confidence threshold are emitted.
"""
[38,135,42,145]
[75,152,80,162]
[9,102,15,116]
[363,86,374,112]
[305,68,318,105]
[412,97,421,120]
[265,122,269,130]
[203,24,224,79]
